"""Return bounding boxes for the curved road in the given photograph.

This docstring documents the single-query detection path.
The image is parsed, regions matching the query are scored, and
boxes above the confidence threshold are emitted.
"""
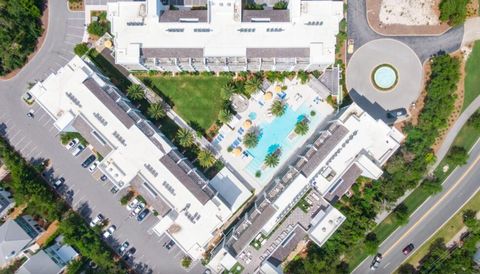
[347,0,464,62]
[353,140,480,274]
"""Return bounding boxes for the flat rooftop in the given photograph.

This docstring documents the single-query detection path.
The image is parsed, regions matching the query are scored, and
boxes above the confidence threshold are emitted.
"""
[107,0,343,64]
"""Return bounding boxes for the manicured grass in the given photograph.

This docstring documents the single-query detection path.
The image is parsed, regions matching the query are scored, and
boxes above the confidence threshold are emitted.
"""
[463,41,480,111]
[405,189,480,267]
[140,75,231,133]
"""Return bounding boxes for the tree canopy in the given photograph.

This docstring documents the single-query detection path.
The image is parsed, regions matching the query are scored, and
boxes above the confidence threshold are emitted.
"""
[0,0,43,76]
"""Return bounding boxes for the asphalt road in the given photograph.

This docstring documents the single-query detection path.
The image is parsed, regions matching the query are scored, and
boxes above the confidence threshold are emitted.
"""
[352,140,480,274]
[0,1,204,273]
[347,0,464,62]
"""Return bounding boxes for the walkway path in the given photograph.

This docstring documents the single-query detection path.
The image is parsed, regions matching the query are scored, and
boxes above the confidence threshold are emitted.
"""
[462,17,480,45]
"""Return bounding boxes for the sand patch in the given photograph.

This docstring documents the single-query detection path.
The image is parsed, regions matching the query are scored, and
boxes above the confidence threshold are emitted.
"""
[379,0,440,26]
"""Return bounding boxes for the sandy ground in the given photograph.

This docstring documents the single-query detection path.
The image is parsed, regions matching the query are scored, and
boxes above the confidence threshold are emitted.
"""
[379,0,440,26]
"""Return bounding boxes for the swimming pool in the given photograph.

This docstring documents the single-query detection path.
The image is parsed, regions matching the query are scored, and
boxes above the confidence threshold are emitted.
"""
[245,103,322,182]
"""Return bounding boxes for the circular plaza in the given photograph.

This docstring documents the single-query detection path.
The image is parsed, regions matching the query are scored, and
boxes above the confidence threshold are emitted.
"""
[346,39,423,111]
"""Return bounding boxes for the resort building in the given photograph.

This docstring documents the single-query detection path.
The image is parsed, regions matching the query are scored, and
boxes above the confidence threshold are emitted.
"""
[28,56,251,260]
[106,0,344,72]
[208,102,404,273]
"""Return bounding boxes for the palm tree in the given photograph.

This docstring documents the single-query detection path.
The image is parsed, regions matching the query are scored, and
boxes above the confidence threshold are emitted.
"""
[198,149,216,168]
[218,108,233,124]
[294,120,309,135]
[270,100,286,117]
[176,128,195,148]
[221,83,236,100]
[244,76,262,96]
[147,103,166,120]
[243,131,259,148]
[264,152,280,168]
[127,84,144,101]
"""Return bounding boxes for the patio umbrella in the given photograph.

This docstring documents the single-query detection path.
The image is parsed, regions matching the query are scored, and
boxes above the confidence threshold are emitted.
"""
[243,119,252,129]
[264,91,273,101]
[233,147,242,157]
[274,85,282,93]
[104,40,113,49]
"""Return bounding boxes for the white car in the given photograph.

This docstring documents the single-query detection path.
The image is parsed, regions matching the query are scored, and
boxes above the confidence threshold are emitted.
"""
[71,144,85,156]
[126,198,139,211]
[102,225,116,239]
[65,138,79,150]
[89,214,104,227]
[88,161,99,172]
[131,203,145,217]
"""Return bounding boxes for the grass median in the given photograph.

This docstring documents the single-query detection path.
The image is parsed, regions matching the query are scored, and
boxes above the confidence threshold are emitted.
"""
[463,41,480,111]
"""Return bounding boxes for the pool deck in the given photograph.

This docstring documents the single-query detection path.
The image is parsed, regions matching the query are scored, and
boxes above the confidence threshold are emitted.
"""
[213,79,334,191]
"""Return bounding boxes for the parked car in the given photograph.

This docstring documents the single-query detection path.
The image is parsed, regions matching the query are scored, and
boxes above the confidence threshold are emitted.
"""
[72,144,85,156]
[387,108,407,119]
[370,253,383,270]
[100,175,108,182]
[402,243,415,255]
[26,109,34,118]
[347,39,355,54]
[110,186,119,194]
[65,138,79,150]
[81,155,96,168]
[118,241,129,254]
[131,203,145,217]
[88,161,99,172]
[102,225,116,239]
[165,240,175,250]
[126,198,139,211]
[22,92,34,104]
[137,208,150,222]
[89,213,104,227]
[53,177,65,189]
[124,247,136,260]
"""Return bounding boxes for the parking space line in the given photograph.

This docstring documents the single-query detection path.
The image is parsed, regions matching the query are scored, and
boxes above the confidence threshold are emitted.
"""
[20,140,33,153]
[38,113,47,123]
[13,136,27,147]
[25,146,38,158]
[9,131,22,142]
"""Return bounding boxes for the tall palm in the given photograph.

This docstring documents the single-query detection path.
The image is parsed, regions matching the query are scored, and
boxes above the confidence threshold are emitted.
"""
[264,152,280,168]
[127,84,144,101]
[221,83,236,100]
[244,77,262,96]
[147,103,166,120]
[243,131,259,148]
[198,149,216,168]
[294,120,309,135]
[270,100,286,117]
[176,128,195,148]
[218,108,233,124]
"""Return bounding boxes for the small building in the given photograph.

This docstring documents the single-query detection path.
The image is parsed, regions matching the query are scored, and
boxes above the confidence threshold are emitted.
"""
[0,188,14,219]
[16,237,78,274]
[0,216,44,267]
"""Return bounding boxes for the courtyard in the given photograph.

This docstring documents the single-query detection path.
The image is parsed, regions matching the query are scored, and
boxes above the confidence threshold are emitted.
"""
[212,78,334,190]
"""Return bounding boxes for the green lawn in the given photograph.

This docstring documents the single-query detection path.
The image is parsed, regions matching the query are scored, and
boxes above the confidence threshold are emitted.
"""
[405,188,480,267]
[463,41,480,111]
[141,75,231,133]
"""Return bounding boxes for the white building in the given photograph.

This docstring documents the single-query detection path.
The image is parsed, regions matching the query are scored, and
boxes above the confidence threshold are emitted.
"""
[106,0,344,71]
[209,102,404,273]
[28,56,250,260]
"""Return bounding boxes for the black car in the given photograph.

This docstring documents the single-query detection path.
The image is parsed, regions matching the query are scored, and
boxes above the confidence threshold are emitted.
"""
[137,208,150,222]
[81,155,96,168]
[165,240,175,250]
[387,108,407,119]
[402,243,415,255]
[123,247,136,260]
[100,175,108,181]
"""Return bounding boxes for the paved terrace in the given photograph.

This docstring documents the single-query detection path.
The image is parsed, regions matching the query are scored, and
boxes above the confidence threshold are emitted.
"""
[239,190,329,274]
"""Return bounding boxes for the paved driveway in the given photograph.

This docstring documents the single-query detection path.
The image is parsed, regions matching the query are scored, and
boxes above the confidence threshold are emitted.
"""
[347,0,464,62]
[0,2,206,274]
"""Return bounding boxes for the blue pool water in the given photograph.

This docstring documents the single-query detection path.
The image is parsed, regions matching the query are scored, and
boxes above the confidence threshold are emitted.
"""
[245,103,321,182]
[374,66,397,89]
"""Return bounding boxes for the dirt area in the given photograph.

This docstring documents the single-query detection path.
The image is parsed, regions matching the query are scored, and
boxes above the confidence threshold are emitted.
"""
[0,1,49,80]
[68,0,84,11]
[467,0,480,18]
[366,0,450,36]
[431,51,466,152]
[7,204,27,220]
[36,220,59,246]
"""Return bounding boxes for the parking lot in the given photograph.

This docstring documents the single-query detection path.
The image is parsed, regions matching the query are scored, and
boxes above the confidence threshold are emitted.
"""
[0,101,205,273]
